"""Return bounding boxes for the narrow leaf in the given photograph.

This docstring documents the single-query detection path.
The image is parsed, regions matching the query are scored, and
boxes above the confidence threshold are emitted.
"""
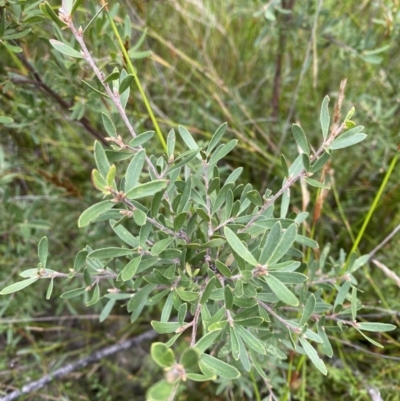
[38,236,48,269]
[125,149,146,193]
[78,201,115,227]
[292,124,310,155]
[88,247,134,259]
[49,39,83,58]
[200,354,240,379]
[178,126,201,159]
[328,134,367,150]
[320,95,330,140]
[299,337,327,375]
[207,123,227,154]
[0,278,39,295]
[265,274,299,306]
[224,227,258,266]
[151,321,181,334]
[126,180,168,199]
[357,322,396,332]
[121,255,142,281]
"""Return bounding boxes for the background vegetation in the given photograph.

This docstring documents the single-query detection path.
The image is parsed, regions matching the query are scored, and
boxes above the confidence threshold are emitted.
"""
[1,0,399,400]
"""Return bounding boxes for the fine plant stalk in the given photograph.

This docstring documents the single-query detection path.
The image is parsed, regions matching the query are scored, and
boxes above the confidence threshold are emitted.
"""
[343,153,398,273]
[105,10,168,152]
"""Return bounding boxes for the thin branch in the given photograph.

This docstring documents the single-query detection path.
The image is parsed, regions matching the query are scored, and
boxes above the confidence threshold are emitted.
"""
[368,223,400,260]
[14,52,107,145]
[67,19,160,180]
[244,118,346,229]
[0,328,157,401]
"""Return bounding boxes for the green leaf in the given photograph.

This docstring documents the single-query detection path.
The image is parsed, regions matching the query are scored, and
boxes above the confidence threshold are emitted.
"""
[38,236,48,269]
[348,254,369,273]
[224,227,258,266]
[267,223,297,264]
[259,221,281,264]
[235,317,264,327]
[128,284,156,322]
[224,285,233,310]
[130,131,154,148]
[300,294,316,326]
[265,274,299,306]
[92,169,107,191]
[0,278,39,295]
[49,39,83,58]
[215,260,232,278]
[235,325,266,354]
[186,372,216,382]
[208,139,238,165]
[310,151,331,173]
[237,332,251,371]
[151,237,174,256]
[121,255,142,281]
[246,190,263,207]
[180,348,199,369]
[104,71,120,83]
[101,113,116,138]
[168,149,200,173]
[334,280,351,312]
[200,277,216,304]
[292,124,310,156]
[317,318,333,358]
[357,322,396,332]
[151,321,181,334]
[167,129,176,160]
[178,126,201,159]
[60,287,86,299]
[82,80,109,99]
[328,134,367,150]
[299,337,327,375]
[355,328,384,348]
[200,354,240,379]
[119,74,134,94]
[0,116,14,125]
[94,141,110,177]
[151,343,175,368]
[207,123,227,154]
[175,288,198,302]
[110,220,139,248]
[133,209,147,226]
[125,149,146,193]
[106,164,116,187]
[147,380,174,401]
[320,95,330,140]
[178,303,187,325]
[126,180,168,199]
[99,298,116,322]
[195,330,222,353]
[86,282,100,306]
[88,247,135,259]
[46,278,54,300]
[351,287,357,321]
[269,272,307,284]
[40,2,66,28]
[230,326,240,360]
[344,106,355,122]
[280,154,289,178]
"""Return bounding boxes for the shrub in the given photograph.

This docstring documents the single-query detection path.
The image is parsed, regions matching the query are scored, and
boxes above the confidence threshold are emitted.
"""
[1,1,396,400]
